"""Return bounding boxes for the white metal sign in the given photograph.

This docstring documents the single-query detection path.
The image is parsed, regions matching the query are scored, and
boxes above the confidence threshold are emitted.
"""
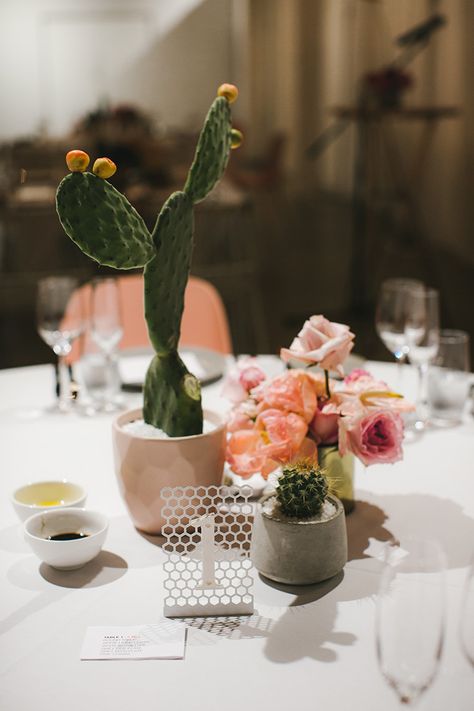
[162,485,254,617]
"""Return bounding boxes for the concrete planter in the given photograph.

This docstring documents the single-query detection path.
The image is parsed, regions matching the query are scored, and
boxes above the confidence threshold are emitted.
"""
[250,493,347,585]
[112,408,226,535]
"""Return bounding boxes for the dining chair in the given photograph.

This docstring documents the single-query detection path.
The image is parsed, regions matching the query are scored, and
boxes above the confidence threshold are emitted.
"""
[69,274,233,362]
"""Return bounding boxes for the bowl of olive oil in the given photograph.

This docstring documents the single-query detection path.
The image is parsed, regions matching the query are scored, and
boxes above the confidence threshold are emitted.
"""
[24,508,108,570]
[12,480,87,521]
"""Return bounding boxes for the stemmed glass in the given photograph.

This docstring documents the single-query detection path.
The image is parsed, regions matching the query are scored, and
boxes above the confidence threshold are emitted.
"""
[36,276,85,413]
[375,278,425,389]
[376,538,446,706]
[80,277,123,412]
[405,287,440,431]
[460,557,474,667]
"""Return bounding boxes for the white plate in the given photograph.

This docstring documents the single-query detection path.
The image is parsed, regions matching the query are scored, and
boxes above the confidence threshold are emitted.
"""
[119,346,227,390]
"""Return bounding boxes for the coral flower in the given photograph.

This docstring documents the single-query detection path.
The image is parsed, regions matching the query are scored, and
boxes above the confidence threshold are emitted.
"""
[226,409,308,478]
[254,370,317,423]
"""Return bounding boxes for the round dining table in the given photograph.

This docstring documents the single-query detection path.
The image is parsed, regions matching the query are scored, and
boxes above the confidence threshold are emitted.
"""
[1,356,473,710]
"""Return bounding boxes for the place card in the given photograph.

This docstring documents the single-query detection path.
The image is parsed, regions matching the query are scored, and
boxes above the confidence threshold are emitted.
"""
[81,620,186,660]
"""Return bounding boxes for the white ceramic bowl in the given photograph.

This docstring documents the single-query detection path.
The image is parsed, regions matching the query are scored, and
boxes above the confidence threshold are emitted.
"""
[24,508,108,570]
[12,480,87,522]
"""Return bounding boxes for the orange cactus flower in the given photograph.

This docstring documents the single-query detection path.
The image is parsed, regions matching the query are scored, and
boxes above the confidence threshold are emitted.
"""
[92,157,117,179]
[65,150,90,172]
[217,83,239,103]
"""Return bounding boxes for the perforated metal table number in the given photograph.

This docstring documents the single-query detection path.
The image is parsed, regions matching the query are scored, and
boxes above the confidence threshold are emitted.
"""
[162,485,254,617]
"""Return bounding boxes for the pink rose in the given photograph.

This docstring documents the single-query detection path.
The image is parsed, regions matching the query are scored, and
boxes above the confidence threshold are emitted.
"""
[339,368,414,414]
[343,369,389,394]
[254,370,317,423]
[226,408,308,478]
[309,401,340,445]
[338,408,404,466]
[280,315,355,376]
[221,356,266,404]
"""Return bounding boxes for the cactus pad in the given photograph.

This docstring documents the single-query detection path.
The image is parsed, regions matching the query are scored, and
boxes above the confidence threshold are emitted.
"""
[144,191,194,353]
[276,462,328,519]
[184,97,232,203]
[56,172,154,269]
[143,351,202,436]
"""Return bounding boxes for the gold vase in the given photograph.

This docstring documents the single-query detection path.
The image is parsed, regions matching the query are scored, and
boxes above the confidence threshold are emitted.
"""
[318,445,355,514]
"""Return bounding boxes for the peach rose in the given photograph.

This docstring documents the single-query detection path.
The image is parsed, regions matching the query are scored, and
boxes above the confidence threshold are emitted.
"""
[254,370,317,423]
[338,408,404,466]
[280,315,355,376]
[226,408,308,478]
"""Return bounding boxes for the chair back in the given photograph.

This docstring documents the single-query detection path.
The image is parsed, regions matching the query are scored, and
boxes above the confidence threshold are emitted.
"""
[70,274,232,361]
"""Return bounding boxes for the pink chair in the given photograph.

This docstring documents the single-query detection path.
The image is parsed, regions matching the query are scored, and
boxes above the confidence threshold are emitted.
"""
[180,276,233,354]
[70,274,233,361]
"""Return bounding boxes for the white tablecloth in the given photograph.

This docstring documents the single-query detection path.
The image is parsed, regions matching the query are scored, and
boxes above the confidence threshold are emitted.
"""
[1,358,473,710]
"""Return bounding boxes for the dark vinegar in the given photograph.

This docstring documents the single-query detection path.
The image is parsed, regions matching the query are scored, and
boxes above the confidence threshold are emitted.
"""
[48,532,89,541]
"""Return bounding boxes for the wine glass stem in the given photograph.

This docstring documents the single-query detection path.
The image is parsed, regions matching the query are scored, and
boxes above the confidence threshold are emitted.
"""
[416,362,429,415]
[395,353,406,392]
[57,355,72,412]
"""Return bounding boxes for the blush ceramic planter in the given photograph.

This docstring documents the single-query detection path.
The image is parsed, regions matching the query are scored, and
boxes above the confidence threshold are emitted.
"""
[250,493,347,585]
[112,408,226,534]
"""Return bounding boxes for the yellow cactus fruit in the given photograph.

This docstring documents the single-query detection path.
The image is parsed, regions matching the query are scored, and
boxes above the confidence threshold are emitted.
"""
[92,157,117,179]
[230,129,243,149]
[217,83,239,103]
[66,150,90,172]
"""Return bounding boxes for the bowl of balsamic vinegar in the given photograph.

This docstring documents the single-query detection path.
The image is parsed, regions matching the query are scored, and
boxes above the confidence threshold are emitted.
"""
[24,508,108,570]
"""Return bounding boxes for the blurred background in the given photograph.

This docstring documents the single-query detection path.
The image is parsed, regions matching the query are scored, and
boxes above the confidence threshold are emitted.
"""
[0,0,472,368]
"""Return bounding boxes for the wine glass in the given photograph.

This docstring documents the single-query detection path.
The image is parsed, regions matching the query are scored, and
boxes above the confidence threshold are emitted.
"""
[405,287,440,431]
[376,538,446,706]
[36,276,85,413]
[460,556,474,667]
[90,277,123,355]
[80,277,123,412]
[375,278,425,388]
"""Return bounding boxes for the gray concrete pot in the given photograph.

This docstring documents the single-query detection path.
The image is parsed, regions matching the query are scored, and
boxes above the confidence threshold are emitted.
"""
[250,493,347,585]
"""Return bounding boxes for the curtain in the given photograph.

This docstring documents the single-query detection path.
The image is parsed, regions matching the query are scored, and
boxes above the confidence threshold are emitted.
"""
[241,0,472,258]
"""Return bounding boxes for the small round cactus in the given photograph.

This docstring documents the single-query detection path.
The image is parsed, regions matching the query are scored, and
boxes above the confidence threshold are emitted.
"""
[217,83,238,103]
[92,157,117,179]
[66,149,90,172]
[276,460,328,519]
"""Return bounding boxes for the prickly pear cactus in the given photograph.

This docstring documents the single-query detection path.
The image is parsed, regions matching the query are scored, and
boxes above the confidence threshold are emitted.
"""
[56,86,240,436]
[184,97,231,203]
[144,191,194,353]
[56,172,154,269]
[276,461,328,519]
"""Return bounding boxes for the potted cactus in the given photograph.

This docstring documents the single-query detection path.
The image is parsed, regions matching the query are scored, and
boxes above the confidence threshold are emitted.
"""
[250,460,347,585]
[55,84,242,534]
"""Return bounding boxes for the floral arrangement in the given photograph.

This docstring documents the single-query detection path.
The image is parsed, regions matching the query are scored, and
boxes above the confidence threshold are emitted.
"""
[223,315,413,479]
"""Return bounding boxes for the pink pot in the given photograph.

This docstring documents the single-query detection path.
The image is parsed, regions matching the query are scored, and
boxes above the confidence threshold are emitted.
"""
[112,408,227,534]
